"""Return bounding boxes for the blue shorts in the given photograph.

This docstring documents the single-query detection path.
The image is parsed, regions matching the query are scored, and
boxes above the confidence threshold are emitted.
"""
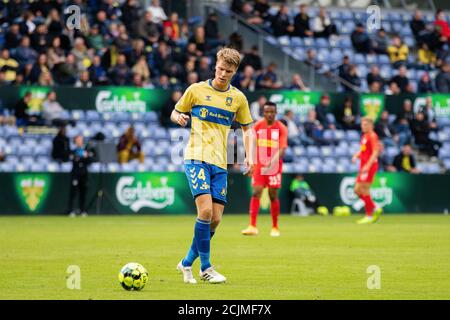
[184,160,228,204]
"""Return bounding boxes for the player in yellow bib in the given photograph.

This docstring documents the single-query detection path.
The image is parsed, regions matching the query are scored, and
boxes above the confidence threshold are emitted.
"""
[171,48,254,284]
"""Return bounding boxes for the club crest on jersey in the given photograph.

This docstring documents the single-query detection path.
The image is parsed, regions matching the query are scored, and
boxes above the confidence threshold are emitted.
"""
[199,107,208,118]
[225,97,233,107]
[271,130,279,140]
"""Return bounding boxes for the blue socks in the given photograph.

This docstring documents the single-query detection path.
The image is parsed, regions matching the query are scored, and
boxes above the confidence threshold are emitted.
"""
[182,219,215,271]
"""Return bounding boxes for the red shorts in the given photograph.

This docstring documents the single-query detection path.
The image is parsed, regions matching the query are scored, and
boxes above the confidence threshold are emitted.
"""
[356,163,378,184]
[252,168,282,189]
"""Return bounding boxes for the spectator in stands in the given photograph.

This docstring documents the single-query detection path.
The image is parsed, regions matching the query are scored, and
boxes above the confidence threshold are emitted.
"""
[434,9,450,41]
[411,111,441,157]
[254,0,271,21]
[0,48,19,83]
[14,91,39,127]
[387,35,409,69]
[293,4,313,37]
[160,90,182,128]
[196,56,213,81]
[256,62,282,89]
[337,55,351,79]
[396,99,415,126]
[228,32,243,52]
[89,55,109,85]
[163,12,181,42]
[312,7,337,38]
[0,152,4,163]
[109,53,132,85]
[241,2,264,26]
[233,65,256,91]
[117,126,145,164]
[75,70,93,88]
[341,64,361,93]
[121,0,142,31]
[30,53,49,84]
[410,10,429,45]
[30,23,50,54]
[42,91,71,127]
[393,144,420,173]
[371,28,389,55]
[435,62,450,93]
[204,12,223,49]
[305,48,324,71]
[38,69,55,86]
[156,74,171,90]
[250,95,266,122]
[375,110,399,147]
[132,55,151,84]
[338,96,359,130]
[189,26,208,54]
[47,36,66,71]
[46,8,64,38]
[417,73,435,93]
[367,65,385,91]
[289,73,309,91]
[14,36,38,66]
[304,109,332,146]
[135,11,160,45]
[351,22,372,54]
[53,53,78,85]
[417,43,437,70]
[390,65,410,93]
[378,142,396,172]
[230,0,244,14]
[4,23,22,49]
[280,109,304,146]
[52,126,71,163]
[418,96,437,125]
[386,81,401,95]
[146,0,167,24]
[240,45,263,73]
[315,94,336,130]
[271,4,294,37]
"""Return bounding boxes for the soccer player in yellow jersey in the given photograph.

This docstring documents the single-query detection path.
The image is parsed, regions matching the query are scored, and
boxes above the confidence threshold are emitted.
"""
[171,48,254,284]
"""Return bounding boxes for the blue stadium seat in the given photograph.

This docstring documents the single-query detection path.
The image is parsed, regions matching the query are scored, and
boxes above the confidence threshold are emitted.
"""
[290,37,303,47]
[0,163,14,172]
[71,110,85,120]
[306,145,320,157]
[86,110,101,121]
[346,130,360,141]
[320,146,333,157]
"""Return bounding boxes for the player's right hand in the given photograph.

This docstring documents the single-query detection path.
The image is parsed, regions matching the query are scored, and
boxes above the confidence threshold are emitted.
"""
[177,113,190,127]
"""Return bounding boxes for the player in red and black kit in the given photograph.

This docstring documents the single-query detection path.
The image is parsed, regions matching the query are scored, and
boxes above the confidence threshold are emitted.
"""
[242,101,288,237]
[352,117,383,224]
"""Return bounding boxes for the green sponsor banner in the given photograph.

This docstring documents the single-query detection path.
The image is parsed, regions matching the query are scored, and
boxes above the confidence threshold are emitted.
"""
[2,86,450,119]
[359,94,385,121]
[2,86,171,113]
[0,172,449,215]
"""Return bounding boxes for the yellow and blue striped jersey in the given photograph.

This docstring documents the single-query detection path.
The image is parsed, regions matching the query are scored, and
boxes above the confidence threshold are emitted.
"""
[175,79,253,169]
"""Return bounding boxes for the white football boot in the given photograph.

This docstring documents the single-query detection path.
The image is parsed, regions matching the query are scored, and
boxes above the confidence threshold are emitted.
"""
[199,266,227,284]
[176,261,197,284]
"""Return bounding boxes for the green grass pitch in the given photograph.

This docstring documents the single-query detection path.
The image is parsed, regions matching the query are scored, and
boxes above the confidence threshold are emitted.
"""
[1,214,449,300]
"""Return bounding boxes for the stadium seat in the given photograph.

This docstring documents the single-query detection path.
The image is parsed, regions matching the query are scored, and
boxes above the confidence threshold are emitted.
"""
[306,146,320,157]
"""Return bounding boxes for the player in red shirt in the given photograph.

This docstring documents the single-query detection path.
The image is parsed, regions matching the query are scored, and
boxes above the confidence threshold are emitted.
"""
[352,117,383,224]
[242,102,288,237]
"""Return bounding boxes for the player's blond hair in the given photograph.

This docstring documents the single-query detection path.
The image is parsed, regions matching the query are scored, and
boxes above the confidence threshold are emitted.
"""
[216,47,241,70]
[361,116,374,125]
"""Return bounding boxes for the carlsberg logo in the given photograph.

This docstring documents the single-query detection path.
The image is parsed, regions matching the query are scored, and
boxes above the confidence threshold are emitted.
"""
[340,177,393,210]
[116,176,175,212]
[96,90,146,113]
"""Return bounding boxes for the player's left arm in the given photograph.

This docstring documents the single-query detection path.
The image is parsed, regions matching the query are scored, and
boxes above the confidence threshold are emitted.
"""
[236,94,255,176]
[362,133,380,172]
